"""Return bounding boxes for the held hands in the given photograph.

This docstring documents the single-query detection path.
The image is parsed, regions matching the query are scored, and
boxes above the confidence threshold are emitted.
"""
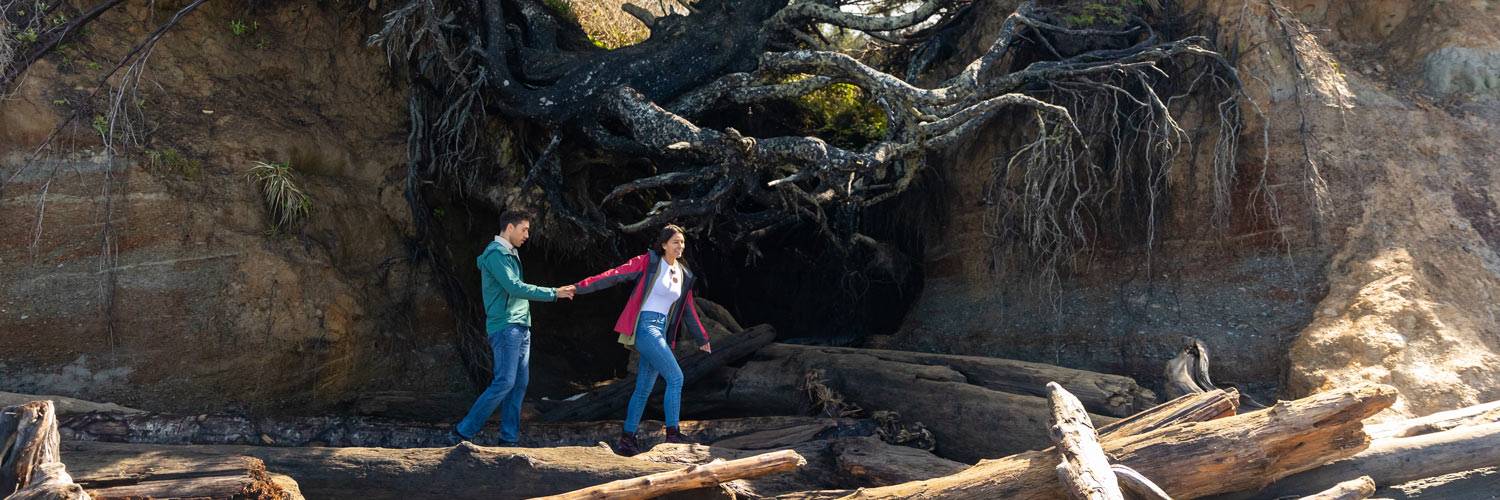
[699,343,712,353]
[556,285,576,300]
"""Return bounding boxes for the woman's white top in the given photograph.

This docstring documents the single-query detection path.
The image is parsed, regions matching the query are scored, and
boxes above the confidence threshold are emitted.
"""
[640,259,684,315]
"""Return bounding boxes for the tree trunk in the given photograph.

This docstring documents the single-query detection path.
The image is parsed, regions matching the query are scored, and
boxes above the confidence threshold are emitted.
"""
[1047,382,1122,500]
[62,441,732,500]
[2,401,87,499]
[725,343,1129,462]
[1245,421,1500,498]
[1297,476,1374,500]
[536,449,805,500]
[61,409,872,450]
[816,384,1396,499]
[542,325,777,422]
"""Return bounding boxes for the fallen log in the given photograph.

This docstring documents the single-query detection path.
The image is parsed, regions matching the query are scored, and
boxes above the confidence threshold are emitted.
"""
[1047,382,1122,500]
[72,455,298,500]
[1297,476,1374,500]
[725,343,1125,462]
[63,441,731,500]
[774,390,1237,499]
[542,324,777,423]
[1244,421,1500,498]
[0,393,142,416]
[537,449,805,500]
[60,409,872,449]
[830,437,966,487]
[807,384,1395,499]
[1364,399,1500,439]
[734,344,1155,417]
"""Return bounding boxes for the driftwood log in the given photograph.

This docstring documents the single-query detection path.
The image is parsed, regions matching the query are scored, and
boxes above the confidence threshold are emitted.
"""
[829,437,966,487]
[1363,399,1500,439]
[1109,465,1172,500]
[59,409,872,450]
[71,455,300,500]
[772,389,1239,499]
[1046,382,1122,500]
[1296,476,1374,500]
[736,344,1156,417]
[1162,338,1214,400]
[800,384,1395,499]
[723,343,1149,461]
[0,394,142,417]
[542,325,777,422]
[537,449,806,500]
[2,401,89,499]
[63,441,730,500]
[1244,421,1500,498]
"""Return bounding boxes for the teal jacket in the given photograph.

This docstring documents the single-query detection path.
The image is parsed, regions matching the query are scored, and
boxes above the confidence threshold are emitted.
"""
[478,240,556,332]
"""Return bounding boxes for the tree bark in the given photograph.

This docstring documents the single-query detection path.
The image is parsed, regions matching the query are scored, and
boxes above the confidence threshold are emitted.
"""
[818,384,1396,499]
[1047,382,1122,500]
[542,325,777,422]
[537,449,806,500]
[1297,476,1374,500]
[1246,421,1500,498]
[725,343,1131,462]
[60,411,872,450]
[63,441,732,500]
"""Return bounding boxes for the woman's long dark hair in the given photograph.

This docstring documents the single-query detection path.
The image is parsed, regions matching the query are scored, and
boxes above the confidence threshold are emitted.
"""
[653,224,689,269]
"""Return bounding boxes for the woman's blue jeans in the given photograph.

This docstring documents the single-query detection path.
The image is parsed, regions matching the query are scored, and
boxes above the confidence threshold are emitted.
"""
[624,311,683,433]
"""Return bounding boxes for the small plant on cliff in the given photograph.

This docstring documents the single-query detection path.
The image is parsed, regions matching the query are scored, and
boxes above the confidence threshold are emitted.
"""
[229,19,258,37]
[247,161,311,232]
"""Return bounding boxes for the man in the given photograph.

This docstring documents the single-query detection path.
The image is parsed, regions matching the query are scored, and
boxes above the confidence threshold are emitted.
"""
[449,209,575,445]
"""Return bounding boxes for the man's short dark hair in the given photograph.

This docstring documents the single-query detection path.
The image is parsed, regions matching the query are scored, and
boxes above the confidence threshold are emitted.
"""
[498,209,534,231]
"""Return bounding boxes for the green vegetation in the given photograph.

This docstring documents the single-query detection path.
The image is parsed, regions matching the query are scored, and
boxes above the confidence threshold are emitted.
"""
[229,19,258,37]
[91,114,108,137]
[1063,1,1135,27]
[18,28,39,44]
[784,75,889,148]
[146,148,203,179]
[248,161,312,232]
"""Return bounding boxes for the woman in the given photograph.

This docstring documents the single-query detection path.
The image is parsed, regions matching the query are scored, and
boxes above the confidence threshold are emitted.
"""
[572,224,712,456]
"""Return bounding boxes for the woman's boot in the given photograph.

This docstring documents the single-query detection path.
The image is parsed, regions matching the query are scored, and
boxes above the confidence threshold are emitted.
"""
[616,431,641,456]
[664,426,694,444]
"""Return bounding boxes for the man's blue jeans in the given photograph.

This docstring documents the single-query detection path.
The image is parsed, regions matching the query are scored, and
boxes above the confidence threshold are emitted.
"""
[456,324,530,442]
[624,311,683,433]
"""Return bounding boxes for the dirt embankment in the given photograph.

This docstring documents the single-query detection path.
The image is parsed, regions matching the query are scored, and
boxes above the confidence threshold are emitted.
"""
[884,0,1500,418]
[0,2,461,415]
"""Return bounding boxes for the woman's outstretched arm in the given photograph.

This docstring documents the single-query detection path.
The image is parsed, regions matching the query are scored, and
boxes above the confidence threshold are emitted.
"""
[574,253,649,294]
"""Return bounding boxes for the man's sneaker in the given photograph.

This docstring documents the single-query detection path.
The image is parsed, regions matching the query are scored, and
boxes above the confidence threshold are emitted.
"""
[615,432,641,457]
[445,429,472,446]
[664,426,694,445]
